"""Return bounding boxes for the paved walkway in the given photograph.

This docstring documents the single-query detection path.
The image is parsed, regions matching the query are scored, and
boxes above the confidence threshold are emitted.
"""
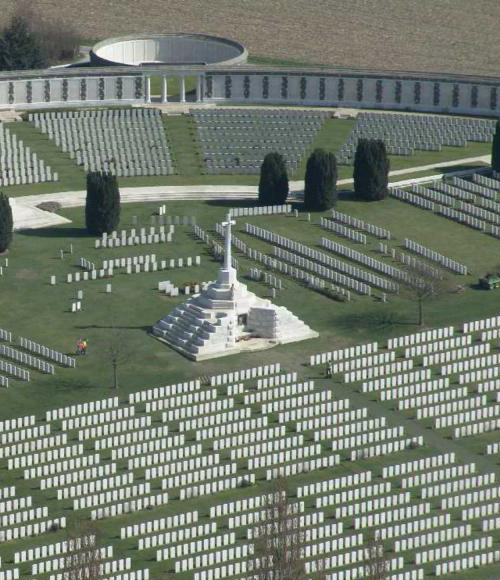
[10,155,491,230]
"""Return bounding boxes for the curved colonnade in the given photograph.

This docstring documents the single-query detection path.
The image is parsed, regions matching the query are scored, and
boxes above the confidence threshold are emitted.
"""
[0,64,499,117]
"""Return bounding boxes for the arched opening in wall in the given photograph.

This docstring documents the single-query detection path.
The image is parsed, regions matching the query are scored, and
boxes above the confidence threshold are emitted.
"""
[149,76,198,103]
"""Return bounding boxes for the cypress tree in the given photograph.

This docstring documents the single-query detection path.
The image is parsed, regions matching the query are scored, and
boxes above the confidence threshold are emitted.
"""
[0,192,13,253]
[85,172,120,236]
[303,148,338,211]
[353,139,390,201]
[258,152,289,206]
[0,14,48,71]
[492,120,500,174]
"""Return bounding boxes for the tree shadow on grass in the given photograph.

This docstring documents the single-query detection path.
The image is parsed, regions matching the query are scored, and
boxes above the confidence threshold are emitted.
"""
[440,164,487,175]
[74,324,151,332]
[49,376,97,392]
[18,227,90,239]
[334,309,416,334]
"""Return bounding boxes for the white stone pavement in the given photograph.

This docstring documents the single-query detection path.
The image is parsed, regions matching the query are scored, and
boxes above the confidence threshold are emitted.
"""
[10,155,491,230]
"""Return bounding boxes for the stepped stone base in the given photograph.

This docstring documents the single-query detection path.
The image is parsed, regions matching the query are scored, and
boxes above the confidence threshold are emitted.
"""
[152,264,318,361]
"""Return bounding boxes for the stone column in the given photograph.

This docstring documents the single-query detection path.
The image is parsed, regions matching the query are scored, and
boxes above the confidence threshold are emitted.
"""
[196,75,202,102]
[180,75,186,103]
[161,76,168,103]
[145,75,151,103]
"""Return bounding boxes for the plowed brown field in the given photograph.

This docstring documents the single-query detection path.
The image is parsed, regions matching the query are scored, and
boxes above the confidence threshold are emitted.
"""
[0,0,498,76]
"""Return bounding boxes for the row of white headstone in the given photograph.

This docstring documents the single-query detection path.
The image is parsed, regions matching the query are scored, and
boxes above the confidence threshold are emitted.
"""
[320,217,367,244]
[0,344,55,375]
[362,369,431,392]
[345,359,413,384]
[147,389,215,412]
[169,533,239,569]
[145,453,220,481]
[162,463,236,489]
[332,351,394,374]
[248,267,283,290]
[0,424,49,445]
[81,416,154,442]
[40,464,115,491]
[14,534,96,563]
[179,474,255,501]
[424,342,489,366]
[404,335,470,358]
[464,314,500,333]
[130,379,201,404]
[96,424,169,452]
[435,550,500,577]
[0,433,66,459]
[454,417,500,439]
[0,359,29,382]
[457,199,500,224]
[395,524,471,552]
[274,245,374,294]
[120,510,198,539]
[245,221,392,292]
[195,417,267,442]
[244,382,310,405]
[390,187,435,211]
[452,175,497,199]
[17,336,75,368]
[314,418,386,443]
[22,446,89,479]
[441,351,500,375]
[398,387,467,412]
[329,208,392,239]
[403,238,468,274]
[388,326,454,349]
[321,236,405,282]
[436,203,486,231]
[0,516,66,543]
[90,492,169,521]
[59,472,134,501]
[61,406,135,431]
[380,378,450,402]
[138,521,215,551]
[229,203,292,217]
[354,498,428,529]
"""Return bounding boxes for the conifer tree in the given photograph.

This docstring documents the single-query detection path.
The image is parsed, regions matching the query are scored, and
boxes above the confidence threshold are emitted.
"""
[0,193,13,253]
[85,172,120,236]
[303,148,338,211]
[0,13,47,70]
[258,152,289,205]
[491,120,500,174]
[353,139,390,201]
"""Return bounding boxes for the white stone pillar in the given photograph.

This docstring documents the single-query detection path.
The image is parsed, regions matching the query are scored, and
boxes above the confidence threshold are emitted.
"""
[145,76,151,103]
[161,76,168,103]
[180,75,186,103]
[196,75,202,102]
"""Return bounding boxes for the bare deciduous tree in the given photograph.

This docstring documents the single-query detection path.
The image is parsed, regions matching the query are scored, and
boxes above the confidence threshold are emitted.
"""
[105,327,132,390]
[400,257,452,327]
[364,532,389,580]
[251,478,325,580]
[11,0,80,65]
[63,522,104,580]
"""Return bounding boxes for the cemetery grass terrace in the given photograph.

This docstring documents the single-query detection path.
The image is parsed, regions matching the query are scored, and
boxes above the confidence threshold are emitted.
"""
[2,106,500,580]
[4,195,500,579]
[0,112,491,197]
